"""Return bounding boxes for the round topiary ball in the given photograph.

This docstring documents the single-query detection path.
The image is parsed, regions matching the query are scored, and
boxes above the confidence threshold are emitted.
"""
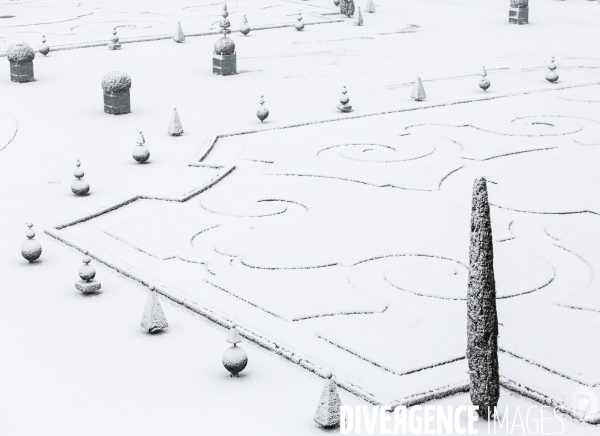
[101,71,132,93]
[222,345,248,376]
[214,37,235,56]
[7,42,36,64]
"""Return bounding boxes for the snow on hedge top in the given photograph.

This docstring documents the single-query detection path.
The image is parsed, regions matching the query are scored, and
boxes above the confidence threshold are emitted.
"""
[101,71,132,93]
[7,43,35,63]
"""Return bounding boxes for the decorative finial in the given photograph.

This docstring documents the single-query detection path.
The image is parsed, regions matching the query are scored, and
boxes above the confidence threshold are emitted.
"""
[21,222,42,262]
[133,131,150,163]
[546,57,559,83]
[72,159,90,195]
[479,67,491,91]
[337,85,353,112]
[256,96,269,122]
[295,10,305,31]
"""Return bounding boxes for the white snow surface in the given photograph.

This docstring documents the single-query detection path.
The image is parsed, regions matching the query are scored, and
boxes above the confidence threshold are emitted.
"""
[2,0,600,434]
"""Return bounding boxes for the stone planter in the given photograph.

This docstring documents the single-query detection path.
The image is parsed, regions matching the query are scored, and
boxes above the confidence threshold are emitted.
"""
[103,90,131,115]
[213,53,237,76]
[7,42,35,83]
[10,61,34,83]
[509,0,528,24]
[101,71,131,115]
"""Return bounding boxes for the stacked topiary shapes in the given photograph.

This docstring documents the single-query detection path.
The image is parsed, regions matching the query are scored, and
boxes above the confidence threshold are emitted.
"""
[213,4,237,76]
[222,324,248,376]
[7,42,35,83]
[256,96,269,122]
[75,251,102,294]
[39,35,50,57]
[21,223,42,263]
[71,160,90,195]
[102,71,131,115]
[132,131,150,163]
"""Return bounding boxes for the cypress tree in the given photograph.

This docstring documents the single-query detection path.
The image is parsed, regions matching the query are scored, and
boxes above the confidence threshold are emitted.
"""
[467,177,500,420]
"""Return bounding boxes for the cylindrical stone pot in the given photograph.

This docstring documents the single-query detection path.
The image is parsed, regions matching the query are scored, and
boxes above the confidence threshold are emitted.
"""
[101,71,132,115]
[7,43,35,83]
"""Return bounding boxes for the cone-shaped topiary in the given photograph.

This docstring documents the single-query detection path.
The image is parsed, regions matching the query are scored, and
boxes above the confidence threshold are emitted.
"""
[140,285,168,333]
[479,66,490,91]
[295,10,305,31]
[546,57,558,83]
[314,371,342,428]
[364,0,376,13]
[21,222,42,262]
[39,35,50,56]
[168,108,184,136]
[353,7,363,25]
[411,77,426,101]
[173,22,185,42]
[467,177,500,421]
[256,96,269,122]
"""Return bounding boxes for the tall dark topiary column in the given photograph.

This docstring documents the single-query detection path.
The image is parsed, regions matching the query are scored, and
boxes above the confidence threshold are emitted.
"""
[7,42,35,83]
[467,177,500,420]
[213,4,236,76]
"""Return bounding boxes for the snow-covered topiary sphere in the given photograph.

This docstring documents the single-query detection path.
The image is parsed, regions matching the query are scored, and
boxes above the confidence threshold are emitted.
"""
[7,42,35,63]
[39,35,50,56]
[256,96,269,122]
[101,71,132,93]
[21,222,42,262]
[214,37,235,55]
[223,345,248,375]
[71,159,90,195]
[295,10,305,31]
[79,252,96,281]
[546,57,559,83]
[132,131,150,163]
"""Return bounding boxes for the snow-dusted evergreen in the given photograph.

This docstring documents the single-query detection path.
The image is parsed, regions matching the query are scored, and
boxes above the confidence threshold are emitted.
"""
[337,86,353,112]
[364,0,376,13]
[479,66,491,91]
[240,15,251,36]
[467,177,500,420]
[107,28,121,50]
[21,222,42,263]
[256,96,269,122]
[411,77,426,101]
[314,372,342,428]
[546,57,559,83]
[345,0,355,17]
[173,22,185,43]
[132,131,150,163]
[71,160,90,196]
[168,108,184,136]
[295,10,305,31]
[39,35,50,56]
[140,286,168,333]
[222,324,248,376]
[354,7,363,26]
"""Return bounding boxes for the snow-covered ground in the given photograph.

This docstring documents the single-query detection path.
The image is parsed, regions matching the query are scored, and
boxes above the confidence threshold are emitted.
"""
[1,0,600,434]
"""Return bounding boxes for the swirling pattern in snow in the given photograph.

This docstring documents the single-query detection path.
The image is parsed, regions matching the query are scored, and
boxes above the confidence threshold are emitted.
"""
[317,141,434,165]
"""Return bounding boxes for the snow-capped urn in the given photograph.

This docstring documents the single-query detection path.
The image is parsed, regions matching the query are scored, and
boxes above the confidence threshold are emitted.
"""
[108,28,121,50]
[79,252,96,281]
[411,77,426,101]
[75,251,101,294]
[546,57,559,83]
[102,71,131,115]
[21,222,42,263]
[140,285,168,333]
[132,131,150,163]
[173,22,185,43]
[168,108,184,136]
[240,15,251,36]
[337,86,353,113]
[256,96,269,122]
[71,160,90,196]
[222,324,248,376]
[7,42,35,83]
[364,0,376,13]
[353,7,364,25]
[479,66,491,91]
[39,35,50,56]
[314,371,342,428]
[295,10,305,31]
